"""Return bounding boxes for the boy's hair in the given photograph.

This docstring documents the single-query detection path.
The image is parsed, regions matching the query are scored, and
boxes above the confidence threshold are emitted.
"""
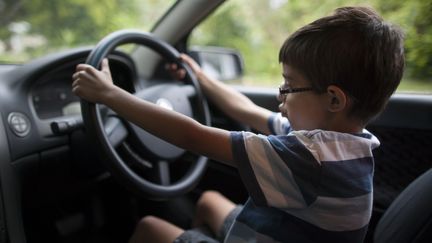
[279,6,405,124]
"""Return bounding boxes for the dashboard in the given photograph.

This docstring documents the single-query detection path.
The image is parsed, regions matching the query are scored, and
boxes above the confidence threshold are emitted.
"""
[0,49,139,161]
[32,72,81,119]
[30,53,137,121]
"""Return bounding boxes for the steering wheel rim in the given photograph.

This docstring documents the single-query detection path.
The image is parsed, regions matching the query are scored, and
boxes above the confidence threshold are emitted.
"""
[80,30,210,199]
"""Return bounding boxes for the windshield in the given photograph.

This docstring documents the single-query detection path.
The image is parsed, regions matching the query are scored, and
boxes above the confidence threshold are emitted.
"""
[0,0,175,64]
[1,0,431,93]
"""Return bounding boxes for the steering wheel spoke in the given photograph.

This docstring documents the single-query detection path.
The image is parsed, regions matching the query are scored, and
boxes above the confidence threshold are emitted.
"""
[179,84,196,98]
[104,116,129,148]
[155,160,171,186]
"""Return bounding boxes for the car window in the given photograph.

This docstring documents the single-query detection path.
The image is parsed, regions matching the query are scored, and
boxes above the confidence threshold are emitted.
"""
[189,0,432,93]
[0,0,175,64]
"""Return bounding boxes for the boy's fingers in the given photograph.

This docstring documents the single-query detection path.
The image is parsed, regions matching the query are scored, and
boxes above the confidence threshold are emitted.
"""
[72,71,79,80]
[180,53,200,72]
[178,69,186,78]
[164,63,177,70]
[76,63,93,71]
[165,62,188,80]
[180,55,190,66]
[180,54,197,66]
[101,58,109,71]
[71,70,86,82]
[180,53,190,61]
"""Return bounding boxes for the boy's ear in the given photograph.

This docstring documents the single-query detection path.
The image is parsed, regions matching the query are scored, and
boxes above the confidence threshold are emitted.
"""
[325,85,347,113]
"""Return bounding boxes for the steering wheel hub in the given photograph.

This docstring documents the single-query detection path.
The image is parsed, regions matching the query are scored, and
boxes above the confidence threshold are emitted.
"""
[128,84,193,160]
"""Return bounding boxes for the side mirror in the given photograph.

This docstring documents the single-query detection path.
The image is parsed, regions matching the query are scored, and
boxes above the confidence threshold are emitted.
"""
[189,46,244,81]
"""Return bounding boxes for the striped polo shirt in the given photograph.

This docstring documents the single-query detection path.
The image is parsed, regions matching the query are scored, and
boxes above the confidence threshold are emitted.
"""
[225,113,380,243]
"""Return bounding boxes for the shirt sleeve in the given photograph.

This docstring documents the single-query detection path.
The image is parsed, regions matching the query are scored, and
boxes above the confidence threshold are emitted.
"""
[231,131,321,209]
[268,112,292,135]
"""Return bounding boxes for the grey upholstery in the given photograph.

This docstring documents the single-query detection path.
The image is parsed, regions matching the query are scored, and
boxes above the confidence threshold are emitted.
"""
[374,169,432,243]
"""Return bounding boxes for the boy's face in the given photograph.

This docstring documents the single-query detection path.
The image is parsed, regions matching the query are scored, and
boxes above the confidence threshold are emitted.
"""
[278,64,329,131]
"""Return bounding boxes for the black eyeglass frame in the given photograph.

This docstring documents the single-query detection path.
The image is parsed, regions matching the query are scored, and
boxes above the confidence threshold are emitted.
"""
[278,86,316,95]
[278,85,359,104]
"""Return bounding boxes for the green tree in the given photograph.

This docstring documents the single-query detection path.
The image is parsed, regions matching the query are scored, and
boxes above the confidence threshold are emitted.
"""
[0,0,146,62]
[374,0,432,80]
[401,0,432,79]
[0,0,141,57]
[192,0,432,86]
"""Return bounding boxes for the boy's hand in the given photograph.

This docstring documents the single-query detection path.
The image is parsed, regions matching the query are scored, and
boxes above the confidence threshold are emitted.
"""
[167,53,204,80]
[72,58,116,104]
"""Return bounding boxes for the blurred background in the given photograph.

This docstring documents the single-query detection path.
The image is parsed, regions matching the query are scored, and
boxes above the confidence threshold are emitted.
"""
[1,0,431,92]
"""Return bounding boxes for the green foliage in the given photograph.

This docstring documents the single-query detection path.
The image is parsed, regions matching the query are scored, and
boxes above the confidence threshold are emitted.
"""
[403,0,432,79]
[1,0,141,45]
[0,0,431,86]
[191,0,432,87]
[0,0,177,63]
[373,0,432,80]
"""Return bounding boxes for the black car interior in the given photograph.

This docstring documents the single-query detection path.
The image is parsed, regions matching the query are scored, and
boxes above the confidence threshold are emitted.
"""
[0,6,432,240]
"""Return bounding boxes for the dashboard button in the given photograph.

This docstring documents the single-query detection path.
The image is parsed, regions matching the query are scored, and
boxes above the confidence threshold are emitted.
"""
[8,112,31,137]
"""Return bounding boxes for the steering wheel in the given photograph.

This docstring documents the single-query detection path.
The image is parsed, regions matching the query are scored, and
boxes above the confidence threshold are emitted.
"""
[80,30,210,199]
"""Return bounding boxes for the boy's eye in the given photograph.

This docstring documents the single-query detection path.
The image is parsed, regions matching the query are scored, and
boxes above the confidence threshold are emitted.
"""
[281,83,292,89]
[282,78,294,88]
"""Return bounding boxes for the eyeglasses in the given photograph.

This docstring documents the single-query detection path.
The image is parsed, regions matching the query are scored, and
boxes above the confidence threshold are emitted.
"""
[278,85,315,100]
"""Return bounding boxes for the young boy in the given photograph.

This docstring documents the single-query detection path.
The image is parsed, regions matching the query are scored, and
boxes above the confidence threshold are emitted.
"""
[72,6,404,243]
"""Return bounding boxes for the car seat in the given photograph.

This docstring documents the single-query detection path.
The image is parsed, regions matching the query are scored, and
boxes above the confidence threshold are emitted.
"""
[373,168,432,243]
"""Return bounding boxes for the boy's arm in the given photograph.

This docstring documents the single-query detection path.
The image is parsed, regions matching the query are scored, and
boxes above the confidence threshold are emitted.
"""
[179,54,273,135]
[72,59,235,166]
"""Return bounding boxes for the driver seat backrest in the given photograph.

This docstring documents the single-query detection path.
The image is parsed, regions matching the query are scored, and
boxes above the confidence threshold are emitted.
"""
[373,168,432,243]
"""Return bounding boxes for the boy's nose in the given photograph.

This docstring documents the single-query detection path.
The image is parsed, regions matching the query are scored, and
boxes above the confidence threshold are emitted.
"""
[277,93,284,102]
[278,102,284,112]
